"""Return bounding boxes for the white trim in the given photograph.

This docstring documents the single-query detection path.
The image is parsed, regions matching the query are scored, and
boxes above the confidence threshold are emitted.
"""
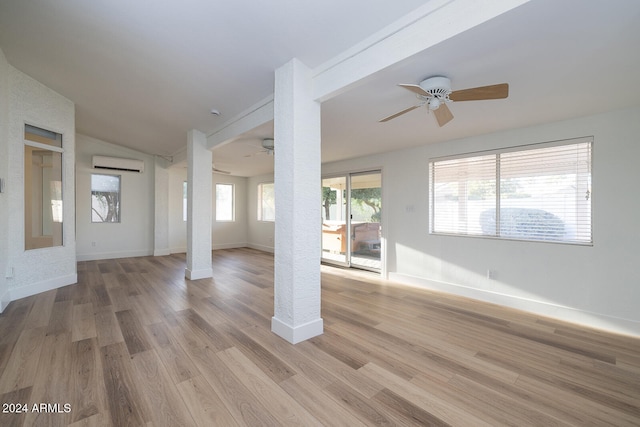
[271,316,324,344]
[9,273,77,301]
[24,139,64,153]
[212,242,247,250]
[247,243,274,253]
[153,249,171,257]
[76,249,153,262]
[389,272,640,338]
[185,267,213,280]
[0,289,11,313]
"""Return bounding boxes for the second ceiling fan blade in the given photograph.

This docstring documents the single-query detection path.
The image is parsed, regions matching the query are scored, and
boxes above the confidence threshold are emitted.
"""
[449,83,509,102]
[398,84,430,97]
[379,105,420,122]
[434,103,454,127]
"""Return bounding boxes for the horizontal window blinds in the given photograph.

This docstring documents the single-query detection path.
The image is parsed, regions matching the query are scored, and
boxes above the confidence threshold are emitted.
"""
[431,155,496,236]
[430,138,592,244]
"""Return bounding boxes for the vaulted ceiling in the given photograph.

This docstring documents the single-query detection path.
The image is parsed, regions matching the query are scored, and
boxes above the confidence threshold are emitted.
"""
[1,0,639,176]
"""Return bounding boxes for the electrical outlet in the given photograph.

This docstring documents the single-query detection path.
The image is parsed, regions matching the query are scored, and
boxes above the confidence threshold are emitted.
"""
[91,241,96,247]
[486,269,494,279]
[5,266,14,279]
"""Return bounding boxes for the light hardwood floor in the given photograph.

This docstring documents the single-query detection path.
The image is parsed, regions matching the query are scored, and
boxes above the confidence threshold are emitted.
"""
[0,248,638,426]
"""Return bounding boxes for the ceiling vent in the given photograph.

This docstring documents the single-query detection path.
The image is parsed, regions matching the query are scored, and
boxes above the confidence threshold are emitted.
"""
[92,155,145,173]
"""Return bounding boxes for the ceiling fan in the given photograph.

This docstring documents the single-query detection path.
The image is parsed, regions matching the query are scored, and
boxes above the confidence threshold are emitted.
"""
[212,164,230,174]
[243,138,274,157]
[379,76,509,127]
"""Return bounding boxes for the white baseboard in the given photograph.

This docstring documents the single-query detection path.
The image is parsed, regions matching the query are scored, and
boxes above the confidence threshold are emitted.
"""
[185,267,213,280]
[212,242,247,250]
[0,288,11,313]
[9,273,78,301]
[153,249,171,256]
[169,244,247,254]
[271,316,324,344]
[76,249,153,262]
[389,272,640,338]
[248,243,274,253]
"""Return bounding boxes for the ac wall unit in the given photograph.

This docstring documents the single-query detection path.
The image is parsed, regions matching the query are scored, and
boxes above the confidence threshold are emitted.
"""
[92,155,145,173]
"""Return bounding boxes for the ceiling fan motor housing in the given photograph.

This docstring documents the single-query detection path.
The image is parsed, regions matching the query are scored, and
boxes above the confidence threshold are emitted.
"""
[419,76,452,100]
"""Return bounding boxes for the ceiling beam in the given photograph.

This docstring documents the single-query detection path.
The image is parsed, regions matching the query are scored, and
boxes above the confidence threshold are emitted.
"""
[206,95,274,150]
[311,0,531,103]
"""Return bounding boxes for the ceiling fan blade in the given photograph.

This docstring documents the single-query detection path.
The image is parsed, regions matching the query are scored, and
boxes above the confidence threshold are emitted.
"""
[212,164,231,174]
[449,83,509,102]
[398,84,430,97]
[433,103,454,127]
[379,105,420,122]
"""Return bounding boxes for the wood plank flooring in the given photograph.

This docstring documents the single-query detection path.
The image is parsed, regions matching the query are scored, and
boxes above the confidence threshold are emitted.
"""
[0,247,638,426]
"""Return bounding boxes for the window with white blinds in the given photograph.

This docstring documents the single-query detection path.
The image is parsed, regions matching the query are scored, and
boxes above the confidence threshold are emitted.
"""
[429,137,592,244]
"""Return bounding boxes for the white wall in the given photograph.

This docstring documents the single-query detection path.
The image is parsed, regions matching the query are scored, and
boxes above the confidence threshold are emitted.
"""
[212,174,248,249]
[0,49,10,310]
[168,166,249,253]
[323,107,640,337]
[1,49,77,303]
[247,174,275,252]
[76,134,155,261]
[168,167,187,253]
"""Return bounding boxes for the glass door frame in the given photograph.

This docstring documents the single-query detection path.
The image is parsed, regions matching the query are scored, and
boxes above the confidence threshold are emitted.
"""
[321,174,350,268]
[321,169,383,274]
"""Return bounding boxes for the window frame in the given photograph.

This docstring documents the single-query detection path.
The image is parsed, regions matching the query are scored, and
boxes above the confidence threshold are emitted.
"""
[429,137,593,245]
[215,183,235,222]
[257,182,275,222]
[24,124,65,249]
[91,173,122,223]
[182,181,187,222]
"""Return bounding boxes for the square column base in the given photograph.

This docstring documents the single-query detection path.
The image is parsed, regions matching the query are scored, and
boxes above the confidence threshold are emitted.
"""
[185,267,213,280]
[271,316,323,344]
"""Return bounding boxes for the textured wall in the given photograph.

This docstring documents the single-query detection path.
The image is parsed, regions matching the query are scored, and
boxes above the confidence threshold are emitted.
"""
[0,49,10,310]
[186,130,213,279]
[272,59,323,343]
[5,58,76,298]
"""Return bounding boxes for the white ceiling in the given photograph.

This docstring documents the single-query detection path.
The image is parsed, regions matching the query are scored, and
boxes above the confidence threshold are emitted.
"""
[1,0,639,177]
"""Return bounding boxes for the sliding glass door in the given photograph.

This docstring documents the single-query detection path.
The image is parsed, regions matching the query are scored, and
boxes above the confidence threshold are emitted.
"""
[321,176,348,266]
[321,171,382,272]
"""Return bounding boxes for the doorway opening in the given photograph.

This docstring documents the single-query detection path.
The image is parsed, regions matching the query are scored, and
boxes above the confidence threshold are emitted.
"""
[321,171,382,272]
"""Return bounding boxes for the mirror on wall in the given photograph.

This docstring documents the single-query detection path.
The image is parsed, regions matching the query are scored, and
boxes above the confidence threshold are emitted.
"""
[24,124,64,250]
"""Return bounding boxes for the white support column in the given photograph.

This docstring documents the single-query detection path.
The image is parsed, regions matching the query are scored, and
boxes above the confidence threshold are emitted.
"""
[271,58,323,344]
[186,129,213,280]
[153,156,170,257]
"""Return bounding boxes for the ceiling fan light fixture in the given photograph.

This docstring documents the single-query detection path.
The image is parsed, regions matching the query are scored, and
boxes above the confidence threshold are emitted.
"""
[428,97,441,110]
[262,138,274,151]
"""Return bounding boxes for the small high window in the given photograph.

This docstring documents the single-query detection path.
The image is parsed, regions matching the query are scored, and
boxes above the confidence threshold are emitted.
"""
[91,174,121,223]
